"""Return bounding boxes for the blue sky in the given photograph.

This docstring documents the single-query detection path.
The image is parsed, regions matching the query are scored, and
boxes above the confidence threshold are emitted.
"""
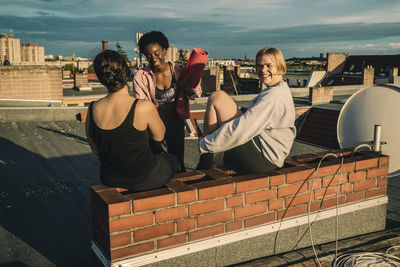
[1,0,400,59]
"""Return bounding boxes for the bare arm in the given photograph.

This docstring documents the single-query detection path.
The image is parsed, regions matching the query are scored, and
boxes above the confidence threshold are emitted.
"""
[85,109,99,156]
[134,100,165,141]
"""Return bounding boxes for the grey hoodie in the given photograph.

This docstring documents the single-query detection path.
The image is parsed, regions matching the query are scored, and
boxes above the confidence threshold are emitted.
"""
[199,81,296,168]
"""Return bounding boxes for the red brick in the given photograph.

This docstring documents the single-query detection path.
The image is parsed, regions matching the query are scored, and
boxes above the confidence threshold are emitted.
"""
[177,218,195,232]
[226,220,243,232]
[166,180,196,204]
[177,190,196,204]
[365,187,387,198]
[367,167,388,179]
[310,201,321,212]
[319,196,346,210]
[233,175,268,193]
[131,189,175,212]
[322,174,347,187]
[314,187,338,200]
[172,170,205,182]
[315,164,342,178]
[134,223,175,242]
[235,202,267,219]
[378,177,388,187]
[355,158,379,170]
[308,178,322,190]
[198,210,232,227]
[340,184,353,194]
[188,199,224,216]
[286,192,312,207]
[379,156,390,166]
[342,162,355,173]
[269,198,284,211]
[167,180,197,204]
[110,232,131,248]
[227,195,243,208]
[245,213,275,228]
[188,224,224,241]
[109,202,131,217]
[110,241,154,260]
[347,191,365,203]
[354,179,376,192]
[245,189,276,204]
[278,183,306,197]
[192,180,234,200]
[348,171,366,182]
[286,167,315,183]
[109,213,153,232]
[155,206,187,223]
[270,174,285,187]
[157,234,186,249]
[278,204,307,220]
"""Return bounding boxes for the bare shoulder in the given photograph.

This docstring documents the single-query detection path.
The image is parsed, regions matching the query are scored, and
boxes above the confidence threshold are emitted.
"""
[135,99,156,114]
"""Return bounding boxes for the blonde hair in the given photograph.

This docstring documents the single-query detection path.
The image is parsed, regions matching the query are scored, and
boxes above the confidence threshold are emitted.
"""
[255,47,287,75]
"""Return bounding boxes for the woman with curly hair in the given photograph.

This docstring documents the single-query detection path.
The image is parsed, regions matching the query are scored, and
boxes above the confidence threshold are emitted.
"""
[133,31,202,171]
[85,50,180,191]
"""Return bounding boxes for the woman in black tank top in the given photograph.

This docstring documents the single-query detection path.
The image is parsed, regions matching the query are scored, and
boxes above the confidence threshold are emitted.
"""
[85,50,180,192]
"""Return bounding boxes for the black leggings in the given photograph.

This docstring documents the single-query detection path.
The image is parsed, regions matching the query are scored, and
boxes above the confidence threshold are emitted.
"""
[101,153,180,192]
[224,136,277,174]
[157,102,185,170]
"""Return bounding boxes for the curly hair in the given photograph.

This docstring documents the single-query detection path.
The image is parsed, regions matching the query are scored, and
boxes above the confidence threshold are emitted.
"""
[138,31,169,55]
[93,50,131,93]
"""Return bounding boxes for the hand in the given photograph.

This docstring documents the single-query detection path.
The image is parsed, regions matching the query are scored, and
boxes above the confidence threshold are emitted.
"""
[176,73,195,97]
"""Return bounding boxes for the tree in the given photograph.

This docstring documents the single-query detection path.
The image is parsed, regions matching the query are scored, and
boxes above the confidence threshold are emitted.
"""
[62,63,78,73]
[177,49,188,64]
[115,42,130,65]
[87,64,95,73]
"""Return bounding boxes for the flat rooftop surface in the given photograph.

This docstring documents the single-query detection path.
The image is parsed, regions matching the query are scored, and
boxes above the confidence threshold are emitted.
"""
[0,120,399,266]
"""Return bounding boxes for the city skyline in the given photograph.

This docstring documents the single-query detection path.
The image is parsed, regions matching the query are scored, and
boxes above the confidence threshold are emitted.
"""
[1,0,400,59]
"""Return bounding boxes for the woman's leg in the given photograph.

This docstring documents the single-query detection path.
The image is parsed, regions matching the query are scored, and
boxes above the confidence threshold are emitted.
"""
[203,90,243,136]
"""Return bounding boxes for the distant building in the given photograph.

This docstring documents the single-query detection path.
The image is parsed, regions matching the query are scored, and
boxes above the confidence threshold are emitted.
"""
[0,33,45,65]
[207,59,236,68]
[0,34,21,64]
[166,44,178,62]
[21,43,45,63]
[320,53,400,86]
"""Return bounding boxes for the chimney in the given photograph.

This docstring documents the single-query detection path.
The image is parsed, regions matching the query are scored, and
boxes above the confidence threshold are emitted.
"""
[327,53,346,74]
[362,65,374,85]
[102,40,108,51]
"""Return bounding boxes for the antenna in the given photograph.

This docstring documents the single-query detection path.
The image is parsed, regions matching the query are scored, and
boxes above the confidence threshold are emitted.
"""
[337,85,400,175]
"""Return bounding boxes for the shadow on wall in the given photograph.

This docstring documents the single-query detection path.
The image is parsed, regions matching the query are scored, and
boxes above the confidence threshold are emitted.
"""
[0,137,100,266]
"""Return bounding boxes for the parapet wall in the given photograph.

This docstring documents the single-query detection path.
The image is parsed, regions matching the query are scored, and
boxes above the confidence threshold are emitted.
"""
[91,149,389,266]
[0,65,62,101]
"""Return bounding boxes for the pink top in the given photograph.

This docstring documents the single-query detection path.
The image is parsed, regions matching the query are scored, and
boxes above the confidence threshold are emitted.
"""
[132,61,202,107]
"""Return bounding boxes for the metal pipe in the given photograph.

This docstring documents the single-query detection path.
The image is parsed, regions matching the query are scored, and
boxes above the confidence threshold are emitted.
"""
[373,124,382,152]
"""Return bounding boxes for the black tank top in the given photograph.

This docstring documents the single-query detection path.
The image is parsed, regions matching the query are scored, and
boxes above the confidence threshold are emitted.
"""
[88,99,157,182]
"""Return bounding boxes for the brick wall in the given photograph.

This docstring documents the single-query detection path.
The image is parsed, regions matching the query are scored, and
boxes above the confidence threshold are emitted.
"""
[363,66,374,85]
[91,149,389,262]
[201,67,220,94]
[309,86,333,105]
[74,73,88,87]
[327,53,346,74]
[0,65,62,100]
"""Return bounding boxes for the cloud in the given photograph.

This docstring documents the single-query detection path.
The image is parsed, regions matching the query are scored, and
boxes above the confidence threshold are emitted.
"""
[0,14,399,58]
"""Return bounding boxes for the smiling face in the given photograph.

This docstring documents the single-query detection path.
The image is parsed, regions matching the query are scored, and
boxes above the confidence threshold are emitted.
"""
[144,42,167,72]
[256,54,283,87]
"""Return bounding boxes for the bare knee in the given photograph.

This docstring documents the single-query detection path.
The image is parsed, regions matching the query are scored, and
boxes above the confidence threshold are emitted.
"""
[208,90,232,107]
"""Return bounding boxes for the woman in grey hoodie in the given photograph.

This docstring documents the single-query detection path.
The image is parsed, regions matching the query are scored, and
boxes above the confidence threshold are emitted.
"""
[198,47,296,173]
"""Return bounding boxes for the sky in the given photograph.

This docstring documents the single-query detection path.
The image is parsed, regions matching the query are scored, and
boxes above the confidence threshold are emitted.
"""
[0,0,400,59]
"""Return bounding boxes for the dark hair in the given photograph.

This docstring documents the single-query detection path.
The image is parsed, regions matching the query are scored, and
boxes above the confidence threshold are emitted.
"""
[138,31,169,55]
[93,50,130,93]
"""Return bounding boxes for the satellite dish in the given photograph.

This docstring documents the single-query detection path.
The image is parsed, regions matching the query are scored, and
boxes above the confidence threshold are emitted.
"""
[337,85,400,175]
